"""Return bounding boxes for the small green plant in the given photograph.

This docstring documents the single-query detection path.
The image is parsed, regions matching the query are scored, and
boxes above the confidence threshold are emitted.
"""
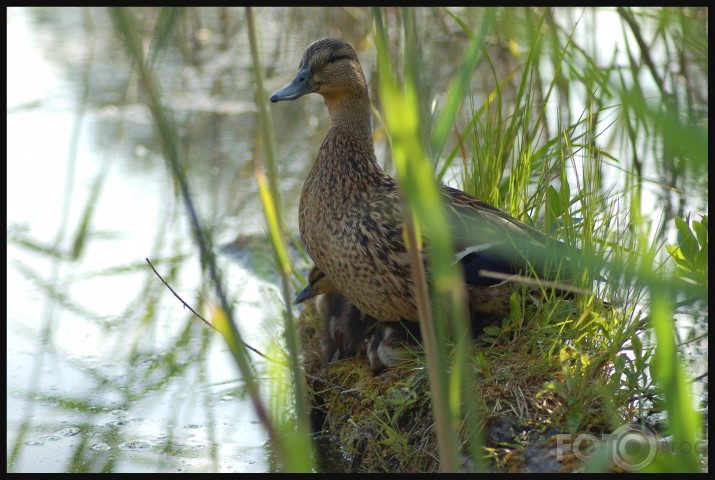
[666,215,708,290]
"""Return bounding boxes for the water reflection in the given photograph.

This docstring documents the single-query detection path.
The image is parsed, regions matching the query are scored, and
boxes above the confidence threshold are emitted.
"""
[6,6,284,472]
[6,6,707,473]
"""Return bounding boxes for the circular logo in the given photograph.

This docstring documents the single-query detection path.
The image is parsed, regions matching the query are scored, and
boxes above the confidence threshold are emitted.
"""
[609,423,658,471]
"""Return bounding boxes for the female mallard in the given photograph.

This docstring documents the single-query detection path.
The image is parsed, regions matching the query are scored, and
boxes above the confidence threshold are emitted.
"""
[273,38,571,328]
[295,266,421,373]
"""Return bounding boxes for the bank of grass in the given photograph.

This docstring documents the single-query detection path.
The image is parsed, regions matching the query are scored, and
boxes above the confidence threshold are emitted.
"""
[300,295,625,472]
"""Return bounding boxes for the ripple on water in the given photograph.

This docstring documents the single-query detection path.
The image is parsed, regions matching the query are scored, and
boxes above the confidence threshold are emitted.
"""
[106,418,142,428]
[118,440,153,451]
[26,435,61,446]
[90,442,112,451]
[56,426,81,437]
[178,442,207,451]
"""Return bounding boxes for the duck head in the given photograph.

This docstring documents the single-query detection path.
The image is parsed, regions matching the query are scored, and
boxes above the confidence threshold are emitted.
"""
[270,38,367,104]
[270,38,371,134]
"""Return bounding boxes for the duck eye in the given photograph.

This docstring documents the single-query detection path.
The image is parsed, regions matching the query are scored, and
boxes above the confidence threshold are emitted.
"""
[328,54,349,64]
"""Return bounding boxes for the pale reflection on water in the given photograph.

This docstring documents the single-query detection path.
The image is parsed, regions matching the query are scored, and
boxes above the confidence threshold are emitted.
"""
[6,6,287,472]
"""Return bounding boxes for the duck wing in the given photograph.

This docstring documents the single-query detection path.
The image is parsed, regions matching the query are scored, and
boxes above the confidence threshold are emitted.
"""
[440,185,572,285]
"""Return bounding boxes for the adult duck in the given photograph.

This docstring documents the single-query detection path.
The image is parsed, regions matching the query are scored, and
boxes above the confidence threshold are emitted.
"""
[272,38,573,328]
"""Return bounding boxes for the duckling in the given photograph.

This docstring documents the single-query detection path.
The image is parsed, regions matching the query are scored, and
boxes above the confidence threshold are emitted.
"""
[273,39,578,331]
[296,267,422,372]
[295,267,374,365]
[366,320,422,374]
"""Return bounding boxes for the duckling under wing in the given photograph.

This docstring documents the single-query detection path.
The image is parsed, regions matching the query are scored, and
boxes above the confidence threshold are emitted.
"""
[366,320,422,374]
[322,292,375,365]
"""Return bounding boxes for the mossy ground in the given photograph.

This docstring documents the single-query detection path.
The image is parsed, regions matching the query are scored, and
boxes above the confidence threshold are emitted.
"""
[298,292,628,473]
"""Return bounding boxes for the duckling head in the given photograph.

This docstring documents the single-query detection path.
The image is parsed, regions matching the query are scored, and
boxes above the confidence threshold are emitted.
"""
[323,297,374,365]
[294,266,336,305]
[295,266,375,365]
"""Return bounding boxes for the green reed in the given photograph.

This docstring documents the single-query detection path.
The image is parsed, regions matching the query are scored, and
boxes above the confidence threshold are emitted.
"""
[246,7,314,471]
[373,9,457,472]
[373,7,500,472]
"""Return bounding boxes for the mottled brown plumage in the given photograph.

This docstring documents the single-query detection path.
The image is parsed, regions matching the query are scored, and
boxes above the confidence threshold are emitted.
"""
[273,38,571,327]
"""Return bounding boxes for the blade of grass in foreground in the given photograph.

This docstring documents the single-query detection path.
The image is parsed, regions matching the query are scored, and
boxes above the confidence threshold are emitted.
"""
[110,6,293,470]
[646,289,702,472]
[246,7,314,472]
[421,9,498,470]
[374,8,492,472]
[373,9,457,472]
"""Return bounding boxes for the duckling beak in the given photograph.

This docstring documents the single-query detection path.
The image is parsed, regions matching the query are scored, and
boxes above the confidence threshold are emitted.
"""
[270,66,315,102]
[294,283,318,305]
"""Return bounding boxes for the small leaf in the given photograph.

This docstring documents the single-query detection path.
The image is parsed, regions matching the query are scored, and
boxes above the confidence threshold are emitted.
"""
[631,334,642,362]
[614,353,627,376]
[545,185,562,234]
[673,255,696,273]
[482,326,501,337]
[695,247,708,275]
[665,244,683,260]
[547,185,562,217]
[675,216,698,262]
[691,218,708,249]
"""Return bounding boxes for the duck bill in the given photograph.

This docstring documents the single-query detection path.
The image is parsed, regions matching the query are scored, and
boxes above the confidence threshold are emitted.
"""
[270,66,315,102]
[294,283,318,304]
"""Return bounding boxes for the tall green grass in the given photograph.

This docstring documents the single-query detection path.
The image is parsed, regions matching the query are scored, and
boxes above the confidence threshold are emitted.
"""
[364,6,705,473]
[246,7,314,471]
[373,7,498,472]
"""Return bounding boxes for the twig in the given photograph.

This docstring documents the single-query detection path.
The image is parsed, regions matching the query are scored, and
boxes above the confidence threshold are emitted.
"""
[617,7,667,99]
[146,257,274,363]
[146,257,215,330]
[689,371,708,384]
[635,295,707,331]
[478,269,593,296]
[628,369,708,404]
[304,372,364,401]
[677,332,708,348]
[146,258,364,400]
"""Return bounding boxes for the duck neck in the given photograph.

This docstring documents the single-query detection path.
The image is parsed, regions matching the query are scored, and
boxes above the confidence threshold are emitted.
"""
[324,92,373,139]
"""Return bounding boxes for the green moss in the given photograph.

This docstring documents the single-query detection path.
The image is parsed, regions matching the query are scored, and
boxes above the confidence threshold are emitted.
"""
[298,290,638,473]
